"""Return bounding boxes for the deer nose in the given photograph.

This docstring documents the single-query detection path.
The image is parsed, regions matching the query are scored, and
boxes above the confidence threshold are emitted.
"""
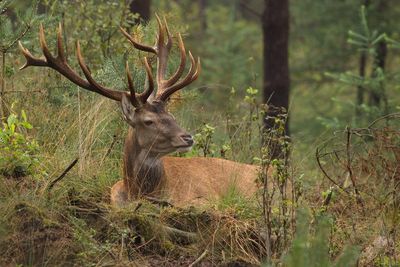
[180,134,194,146]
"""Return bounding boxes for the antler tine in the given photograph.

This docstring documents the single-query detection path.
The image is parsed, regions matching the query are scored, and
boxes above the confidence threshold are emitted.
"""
[18,41,47,69]
[164,33,186,87]
[125,61,140,107]
[138,57,155,103]
[20,24,129,102]
[56,23,66,62]
[164,16,173,51]
[39,24,55,63]
[119,16,200,103]
[155,14,165,49]
[159,52,201,102]
[155,14,169,87]
[75,41,123,100]
[119,26,157,54]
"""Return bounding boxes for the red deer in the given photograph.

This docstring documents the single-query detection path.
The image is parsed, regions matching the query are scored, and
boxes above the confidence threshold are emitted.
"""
[19,17,261,206]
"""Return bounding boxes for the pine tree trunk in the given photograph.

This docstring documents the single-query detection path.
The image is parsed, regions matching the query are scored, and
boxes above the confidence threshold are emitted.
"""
[368,0,387,110]
[262,0,290,159]
[356,51,367,117]
[369,40,387,107]
[355,0,370,119]
[129,0,151,25]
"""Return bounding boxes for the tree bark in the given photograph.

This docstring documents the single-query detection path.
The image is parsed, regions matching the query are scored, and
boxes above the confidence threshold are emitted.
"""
[369,40,387,106]
[129,0,151,25]
[355,0,370,118]
[262,0,290,158]
[369,0,387,110]
[356,51,367,116]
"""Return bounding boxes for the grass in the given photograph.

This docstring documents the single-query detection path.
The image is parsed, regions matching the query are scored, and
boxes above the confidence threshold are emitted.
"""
[0,68,278,265]
[2,52,400,266]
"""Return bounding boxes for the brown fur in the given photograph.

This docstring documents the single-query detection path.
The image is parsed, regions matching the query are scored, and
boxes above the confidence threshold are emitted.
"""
[162,156,260,206]
[110,123,261,207]
[111,156,260,207]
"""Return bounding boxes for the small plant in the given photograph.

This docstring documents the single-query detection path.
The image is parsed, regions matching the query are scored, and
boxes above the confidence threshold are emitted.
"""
[0,110,40,178]
[194,123,216,157]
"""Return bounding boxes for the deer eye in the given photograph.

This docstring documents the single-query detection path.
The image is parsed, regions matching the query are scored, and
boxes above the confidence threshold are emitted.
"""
[144,120,154,126]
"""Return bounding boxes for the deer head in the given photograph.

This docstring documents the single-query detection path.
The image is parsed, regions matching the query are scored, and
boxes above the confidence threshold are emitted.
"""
[121,97,194,155]
[19,15,200,156]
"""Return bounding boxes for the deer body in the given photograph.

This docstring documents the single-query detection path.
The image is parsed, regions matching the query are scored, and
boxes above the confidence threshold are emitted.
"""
[20,17,260,207]
[111,99,260,206]
[111,126,259,206]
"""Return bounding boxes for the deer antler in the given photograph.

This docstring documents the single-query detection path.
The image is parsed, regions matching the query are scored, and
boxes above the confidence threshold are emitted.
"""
[120,14,201,102]
[19,23,154,107]
[20,16,200,106]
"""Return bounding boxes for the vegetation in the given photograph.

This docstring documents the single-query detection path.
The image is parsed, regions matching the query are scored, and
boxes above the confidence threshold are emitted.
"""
[1,0,400,266]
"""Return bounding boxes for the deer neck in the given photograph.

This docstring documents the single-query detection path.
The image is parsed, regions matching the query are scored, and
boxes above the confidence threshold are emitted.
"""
[123,127,165,198]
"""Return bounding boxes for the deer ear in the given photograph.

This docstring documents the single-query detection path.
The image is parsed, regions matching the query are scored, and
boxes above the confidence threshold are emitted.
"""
[121,94,136,124]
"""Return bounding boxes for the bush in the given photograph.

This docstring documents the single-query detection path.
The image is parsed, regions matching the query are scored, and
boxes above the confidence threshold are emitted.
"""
[0,111,40,178]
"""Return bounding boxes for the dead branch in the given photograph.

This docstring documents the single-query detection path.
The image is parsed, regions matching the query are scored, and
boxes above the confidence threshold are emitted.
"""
[47,158,78,192]
[316,147,348,194]
[345,127,365,212]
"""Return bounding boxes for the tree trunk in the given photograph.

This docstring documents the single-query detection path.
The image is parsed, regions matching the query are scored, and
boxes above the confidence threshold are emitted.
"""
[129,0,151,25]
[368,0,387,110]
[356,51,367,118]
[262,0,290,159]
[355,0,370,119]
[369,40,387,107]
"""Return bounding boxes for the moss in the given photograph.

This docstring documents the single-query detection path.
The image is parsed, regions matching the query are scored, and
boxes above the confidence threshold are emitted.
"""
[161,206,214,233]
[0,202,75,266]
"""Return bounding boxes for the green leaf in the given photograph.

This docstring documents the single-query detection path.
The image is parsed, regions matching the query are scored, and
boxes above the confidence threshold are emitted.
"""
[21,121,33,130]
[7,114,17,127]
[21,110,27,122]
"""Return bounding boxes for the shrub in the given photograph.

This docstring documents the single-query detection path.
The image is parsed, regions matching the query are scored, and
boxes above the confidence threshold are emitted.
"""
[0,111,40,178]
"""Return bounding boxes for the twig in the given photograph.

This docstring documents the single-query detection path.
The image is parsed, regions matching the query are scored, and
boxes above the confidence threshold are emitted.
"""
[367,112,400,128]
[133,202,142,213]
[189,249,208,267]
[47,158,78,192]
[316,147,348,193]
[100,133,119,166]
[345,127,365,212]
[2,23,31,52]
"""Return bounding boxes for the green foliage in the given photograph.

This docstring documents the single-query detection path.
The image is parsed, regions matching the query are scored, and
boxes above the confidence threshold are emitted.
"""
[216,184,260,219]
[0,110,40,177]
[193,123,216,157]
[200,4,261,92]
[0,0,42,54]
[268,211,359,267]
[43,0,147,63]
[71,217,112,266]
[320,6,399,129]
